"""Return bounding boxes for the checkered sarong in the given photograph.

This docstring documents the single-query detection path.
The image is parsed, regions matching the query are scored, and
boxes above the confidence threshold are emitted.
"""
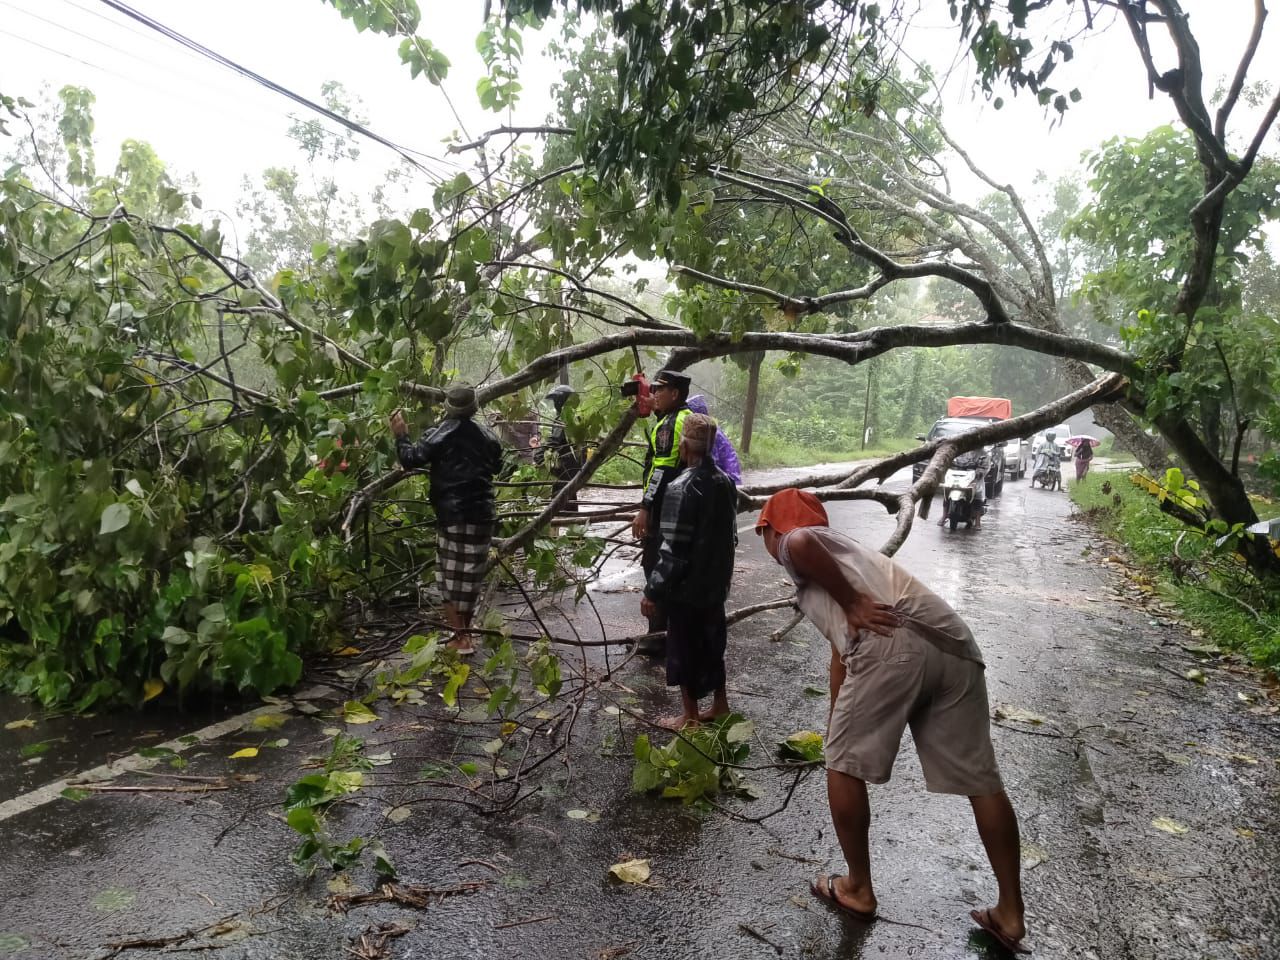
[435,522,495,614]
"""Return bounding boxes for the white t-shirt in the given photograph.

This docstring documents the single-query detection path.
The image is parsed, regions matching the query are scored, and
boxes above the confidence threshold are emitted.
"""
[779,526,984,665]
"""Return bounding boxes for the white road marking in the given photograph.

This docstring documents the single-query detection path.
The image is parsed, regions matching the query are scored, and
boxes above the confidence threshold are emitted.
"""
[0,686,330,823]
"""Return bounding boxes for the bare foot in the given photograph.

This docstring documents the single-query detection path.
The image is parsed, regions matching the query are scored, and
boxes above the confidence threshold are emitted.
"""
[698,706,731,722]
[657,713,698,731]
[446,635,475,656]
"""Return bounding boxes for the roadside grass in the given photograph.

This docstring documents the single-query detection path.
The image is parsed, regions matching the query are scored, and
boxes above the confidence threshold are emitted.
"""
[1070,473,1280,673]
[741,434,916,469]
[1253,495,1280,521]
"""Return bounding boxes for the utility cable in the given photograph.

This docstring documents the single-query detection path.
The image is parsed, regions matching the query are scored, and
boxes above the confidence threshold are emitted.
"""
[93,0,450,183]
[0,0,291,116]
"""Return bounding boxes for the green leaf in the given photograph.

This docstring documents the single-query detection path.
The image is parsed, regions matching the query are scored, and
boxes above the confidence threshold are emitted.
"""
[92,887,136,913]
[370,840,397,880]
[0,933,31,955]
[441,663,469,708]
[286,807,319,835]
[779,730,825,763]
[342,701,378,724]
[328,770,364,793]
[98,503,131,535]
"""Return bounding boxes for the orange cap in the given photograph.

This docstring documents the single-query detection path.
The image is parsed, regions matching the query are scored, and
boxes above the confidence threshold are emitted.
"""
[755,488,829,535]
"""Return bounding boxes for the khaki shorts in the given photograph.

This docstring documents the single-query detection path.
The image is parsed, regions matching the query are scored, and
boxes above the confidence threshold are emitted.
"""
[825,627,1003,796]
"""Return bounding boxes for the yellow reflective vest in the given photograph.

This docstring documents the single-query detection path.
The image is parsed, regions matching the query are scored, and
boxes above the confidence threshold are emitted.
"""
[641,406,690,509]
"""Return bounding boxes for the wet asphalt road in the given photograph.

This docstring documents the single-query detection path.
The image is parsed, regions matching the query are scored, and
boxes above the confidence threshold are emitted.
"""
[1,463,1277,960]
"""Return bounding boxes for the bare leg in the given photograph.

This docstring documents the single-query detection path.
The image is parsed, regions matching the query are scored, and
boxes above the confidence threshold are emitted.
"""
[824,769,878,916]
[658,686,701,730]
[699,686,730,721]
[970,791,1026,942]
[442,602,474,653]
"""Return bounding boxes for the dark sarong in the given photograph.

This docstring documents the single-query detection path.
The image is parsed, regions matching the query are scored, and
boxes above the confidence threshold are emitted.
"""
[436,521,495,614]
[641,534,668,634]
[665,601,727,699]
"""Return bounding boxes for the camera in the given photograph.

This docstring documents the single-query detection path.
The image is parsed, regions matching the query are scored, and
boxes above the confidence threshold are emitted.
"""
[620,373,653,415]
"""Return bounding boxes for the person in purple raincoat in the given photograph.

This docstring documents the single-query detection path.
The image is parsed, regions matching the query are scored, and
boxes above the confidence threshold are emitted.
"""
[686,395,742,485]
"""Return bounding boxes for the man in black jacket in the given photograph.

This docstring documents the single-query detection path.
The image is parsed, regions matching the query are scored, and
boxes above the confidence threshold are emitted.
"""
[390,382,503,654]
[538,384,583,512]
[640,413,737,729]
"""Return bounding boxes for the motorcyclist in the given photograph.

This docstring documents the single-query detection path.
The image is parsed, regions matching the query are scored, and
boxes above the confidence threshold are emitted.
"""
[1032,431,1062,490]
[938,447,988,529]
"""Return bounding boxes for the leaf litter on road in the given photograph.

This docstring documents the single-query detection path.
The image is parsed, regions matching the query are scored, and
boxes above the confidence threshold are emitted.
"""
[994,706,1048,725]
[608,859,651,884]
[1151,817,1190,836]
[1020,841,1050,869]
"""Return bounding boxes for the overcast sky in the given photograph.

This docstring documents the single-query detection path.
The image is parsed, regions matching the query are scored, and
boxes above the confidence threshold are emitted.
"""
[1,0,1276,235]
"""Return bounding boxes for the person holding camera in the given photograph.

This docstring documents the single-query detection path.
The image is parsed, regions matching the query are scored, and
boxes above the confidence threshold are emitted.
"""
[631,369,693,656]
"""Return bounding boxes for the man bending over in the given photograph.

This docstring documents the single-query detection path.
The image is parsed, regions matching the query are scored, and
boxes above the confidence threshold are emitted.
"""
[757,488,1028,955]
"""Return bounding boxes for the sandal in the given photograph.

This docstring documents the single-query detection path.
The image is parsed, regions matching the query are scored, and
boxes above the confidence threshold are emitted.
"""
[808,874,877,922]
[970,908,1030,955]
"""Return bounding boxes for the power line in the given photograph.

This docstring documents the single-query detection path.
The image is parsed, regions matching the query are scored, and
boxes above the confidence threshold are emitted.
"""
[0,28,144,88]
[0,0,287,113]
[0,29,321,147]
[94,0,453,183]
[3,6,465,184]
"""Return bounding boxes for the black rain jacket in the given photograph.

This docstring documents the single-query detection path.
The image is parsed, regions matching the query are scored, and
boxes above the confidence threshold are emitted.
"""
[396,418,503,524]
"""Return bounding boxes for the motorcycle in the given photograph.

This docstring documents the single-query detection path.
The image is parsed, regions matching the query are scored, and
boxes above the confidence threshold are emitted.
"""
[939,450,988,531]
[1031,446,1062,491]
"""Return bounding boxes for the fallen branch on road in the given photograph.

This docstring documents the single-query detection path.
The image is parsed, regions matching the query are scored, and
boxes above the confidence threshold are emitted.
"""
[347,922,412,960]
[95,913,241,959]
[79,783,232,794]
[327,880,491,914]
[494,914,557,930]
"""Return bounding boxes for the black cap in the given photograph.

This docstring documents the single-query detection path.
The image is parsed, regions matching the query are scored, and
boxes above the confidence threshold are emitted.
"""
[546,384,575,406]
[652,369,691,391]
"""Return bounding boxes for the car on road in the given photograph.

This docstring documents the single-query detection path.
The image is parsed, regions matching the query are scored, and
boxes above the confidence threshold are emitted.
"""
[1003,437,1030,480]
[913,416,1006,497]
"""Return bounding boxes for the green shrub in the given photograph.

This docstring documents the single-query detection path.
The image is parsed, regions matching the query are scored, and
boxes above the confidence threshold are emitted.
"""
[1070,474,1280,672]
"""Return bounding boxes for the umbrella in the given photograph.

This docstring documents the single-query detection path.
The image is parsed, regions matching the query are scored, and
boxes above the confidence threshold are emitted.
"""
[1065,435,1101,447]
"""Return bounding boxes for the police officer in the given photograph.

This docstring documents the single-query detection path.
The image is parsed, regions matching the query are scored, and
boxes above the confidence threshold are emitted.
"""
[631,369,693,656]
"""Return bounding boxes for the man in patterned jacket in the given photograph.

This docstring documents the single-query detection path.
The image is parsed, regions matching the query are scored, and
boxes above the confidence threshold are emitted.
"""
[641,413,737,729]
[630,369,692,656]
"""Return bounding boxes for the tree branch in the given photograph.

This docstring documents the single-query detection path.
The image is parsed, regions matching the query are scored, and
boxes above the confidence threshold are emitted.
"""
[709,165,1014,324]
[1215,0,1268,140]
[447,125,575,154]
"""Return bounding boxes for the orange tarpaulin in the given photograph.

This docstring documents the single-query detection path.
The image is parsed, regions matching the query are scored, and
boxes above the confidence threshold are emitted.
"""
[946,397,1012,419]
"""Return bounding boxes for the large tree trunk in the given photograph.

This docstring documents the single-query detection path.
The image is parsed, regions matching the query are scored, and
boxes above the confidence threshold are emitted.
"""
[1056,358,1169,467]
[1156,412,1275,573]
[740,351,763,454]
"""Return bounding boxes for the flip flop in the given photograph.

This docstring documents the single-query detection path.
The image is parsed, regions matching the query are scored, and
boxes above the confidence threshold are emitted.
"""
[808,874,877,922]
[970,908,1031,955]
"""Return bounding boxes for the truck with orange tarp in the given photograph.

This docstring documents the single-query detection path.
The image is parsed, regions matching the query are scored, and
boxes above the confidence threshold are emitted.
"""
[913,397,1028,493]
